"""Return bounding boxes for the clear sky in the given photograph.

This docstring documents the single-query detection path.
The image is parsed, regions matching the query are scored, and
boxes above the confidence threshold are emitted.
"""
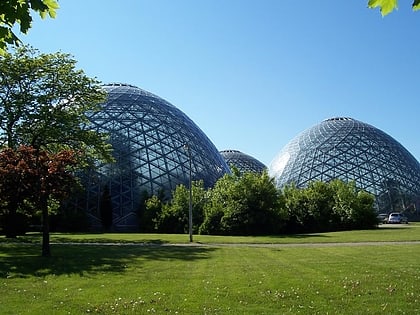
[22,0,420,166]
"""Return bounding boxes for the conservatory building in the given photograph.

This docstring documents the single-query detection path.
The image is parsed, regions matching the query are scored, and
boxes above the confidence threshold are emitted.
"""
[220,149,266,174]
[76,83,230,230]
[269,117,420,216]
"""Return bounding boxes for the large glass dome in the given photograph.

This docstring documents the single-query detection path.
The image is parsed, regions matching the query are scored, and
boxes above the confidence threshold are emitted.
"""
[269,117,420,214]
[220,149,266,174]
[78,83,230,230]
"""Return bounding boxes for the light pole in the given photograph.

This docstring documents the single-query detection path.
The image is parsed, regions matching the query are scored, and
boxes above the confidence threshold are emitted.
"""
[184,144,193,242]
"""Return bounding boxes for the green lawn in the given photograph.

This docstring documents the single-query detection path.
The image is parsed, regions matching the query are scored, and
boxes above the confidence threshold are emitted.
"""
[2,222,419,245]
[1,224,420,314]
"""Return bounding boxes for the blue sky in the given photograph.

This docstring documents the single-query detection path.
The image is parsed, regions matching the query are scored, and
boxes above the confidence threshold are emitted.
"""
[22,1,420,166]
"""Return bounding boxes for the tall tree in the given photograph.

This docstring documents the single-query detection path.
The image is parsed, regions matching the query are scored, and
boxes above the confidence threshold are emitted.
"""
[0,0,59,54]
[0,46,113,256]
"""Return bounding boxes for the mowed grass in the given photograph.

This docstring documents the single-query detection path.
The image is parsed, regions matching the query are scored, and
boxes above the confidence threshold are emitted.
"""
[2,222,419,245]
[1,224,420,314]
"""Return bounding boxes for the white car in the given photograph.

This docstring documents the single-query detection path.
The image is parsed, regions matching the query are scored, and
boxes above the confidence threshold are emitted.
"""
[388,212,408,224]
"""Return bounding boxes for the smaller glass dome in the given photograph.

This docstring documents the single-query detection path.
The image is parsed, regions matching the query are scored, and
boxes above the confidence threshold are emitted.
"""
[220,149,266,174]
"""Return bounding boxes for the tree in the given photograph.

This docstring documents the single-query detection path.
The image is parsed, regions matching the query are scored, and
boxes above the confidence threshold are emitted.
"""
[329,179,377,230]
[303,181,337,232]
[156,181,207,234]
[0,146,33,237]
[200,171,285,236]
[0,46,113,256]
[0,146,79,255]
[368,0,420,16]
[137,189,168,232]
[282,183,310,233]
[141,194,163,232]
[0,0,59,54]
[281,180,377,233]
[0,46,112,156]
[199,173,235,235]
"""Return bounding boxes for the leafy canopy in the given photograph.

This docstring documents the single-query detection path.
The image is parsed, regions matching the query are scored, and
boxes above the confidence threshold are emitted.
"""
[0,0,59,54]
[0,145,79,203]
[0,46,112,254]
[368,0,420,16]
[0,45,113,166]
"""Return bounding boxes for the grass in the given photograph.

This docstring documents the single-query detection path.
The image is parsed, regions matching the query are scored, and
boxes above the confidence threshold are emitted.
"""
[1,224,420,314]
[2,222,419,245]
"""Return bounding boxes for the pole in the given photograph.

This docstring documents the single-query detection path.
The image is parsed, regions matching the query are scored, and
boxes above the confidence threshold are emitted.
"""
[184,144,193,242]
[188,150,193,242]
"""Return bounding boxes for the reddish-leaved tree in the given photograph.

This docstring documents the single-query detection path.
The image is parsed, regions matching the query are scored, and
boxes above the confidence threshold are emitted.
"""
[0,145,78,256]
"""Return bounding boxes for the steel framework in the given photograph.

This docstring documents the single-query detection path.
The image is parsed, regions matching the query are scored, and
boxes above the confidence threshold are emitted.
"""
[269,117,420,214]
[77,83,229,230]
[220,149,266,174]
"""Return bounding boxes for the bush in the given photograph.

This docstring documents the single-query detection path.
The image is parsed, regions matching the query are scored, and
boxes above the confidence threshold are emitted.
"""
[137,174,377,236]
[200,171,286,235]
[282,180,377,233]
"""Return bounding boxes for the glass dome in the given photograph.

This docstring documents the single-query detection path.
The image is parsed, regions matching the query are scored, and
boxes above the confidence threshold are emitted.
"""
[78,83,230,230]
[269,117,420,214]
[220,149,266,174]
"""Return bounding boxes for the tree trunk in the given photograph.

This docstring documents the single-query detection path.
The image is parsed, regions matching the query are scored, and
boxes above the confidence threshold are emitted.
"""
[41,195,50,257]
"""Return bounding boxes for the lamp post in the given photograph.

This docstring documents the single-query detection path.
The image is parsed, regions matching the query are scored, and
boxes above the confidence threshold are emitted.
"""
[184,144,193,242]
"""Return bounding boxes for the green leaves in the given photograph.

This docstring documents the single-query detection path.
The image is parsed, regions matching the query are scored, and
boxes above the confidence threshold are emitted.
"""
[200,171,283,236]
[368,0,420,15]
[0,45,112,165]
[37,0,59,19]
[368,0,398,16]
[0,0,59,54]
[282,180,377,232]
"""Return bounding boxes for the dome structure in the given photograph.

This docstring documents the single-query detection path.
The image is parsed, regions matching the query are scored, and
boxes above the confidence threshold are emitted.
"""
[269,117,420,214]
[78,83,230,230]
[220,149,266,173]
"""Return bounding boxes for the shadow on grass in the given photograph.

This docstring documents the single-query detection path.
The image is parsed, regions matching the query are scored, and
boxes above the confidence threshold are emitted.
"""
[0,233,173,245]
[0,243,216,278]
[51,236,169,245]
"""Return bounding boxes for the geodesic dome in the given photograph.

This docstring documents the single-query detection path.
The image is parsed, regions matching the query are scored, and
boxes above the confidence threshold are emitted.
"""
[220,149,266,173]
[78,83,230,230]
[269,117,420,215]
